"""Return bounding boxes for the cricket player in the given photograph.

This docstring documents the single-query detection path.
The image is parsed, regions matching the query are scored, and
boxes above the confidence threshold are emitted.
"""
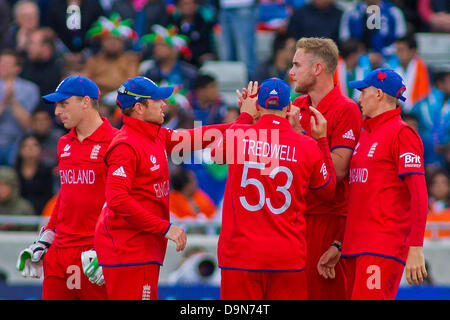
[94,76,255,300]
[211,78,337,300]
[342,68,428,299]
[289,37,363,299]
[16,75,118,299]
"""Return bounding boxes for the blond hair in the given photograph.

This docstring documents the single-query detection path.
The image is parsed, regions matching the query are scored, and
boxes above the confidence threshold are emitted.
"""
[296,37,339,74]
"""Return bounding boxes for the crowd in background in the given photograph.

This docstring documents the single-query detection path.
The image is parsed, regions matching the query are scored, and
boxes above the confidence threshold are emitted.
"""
[0,0,448,239]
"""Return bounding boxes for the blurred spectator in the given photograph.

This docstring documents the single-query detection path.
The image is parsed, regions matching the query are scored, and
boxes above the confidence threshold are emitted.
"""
[169,168,217,220]
[188,74,227,125]
[45,0,104,61]
[218,0,258,77]
[410,70,449,171]
[82,13,140,97]
[164,88,194,129]
[391,0,426,33]
[0,49,40,166]
[339,0,407,58]
[335,38,372,101]
[0,0,11,48]
[29,108,65,168]
[253,33,296,84]
[222,105,239,123]
[111,0,170,39]
[0,165,35,231]
[388,34,431,113]
[424,169,450,239]
[170,0,217,68]
[287,0,343,45]
[1,0,40,56]
[14,134,54,215]
[401,111,419,132]
[20,27,63,98]
[418,0,450,33]
[141,25,198,90]
[258,0,307,33]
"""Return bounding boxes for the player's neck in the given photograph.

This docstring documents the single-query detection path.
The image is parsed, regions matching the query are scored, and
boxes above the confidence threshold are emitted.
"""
[308,77,335,108]
[75,112,103,142]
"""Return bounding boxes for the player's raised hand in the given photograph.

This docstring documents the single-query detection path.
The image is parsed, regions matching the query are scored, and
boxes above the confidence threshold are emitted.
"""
[405,246,428,285]
[237,81,259,120]
[286,103,304,134]
[165,224,187,252]
[309,106,327,139]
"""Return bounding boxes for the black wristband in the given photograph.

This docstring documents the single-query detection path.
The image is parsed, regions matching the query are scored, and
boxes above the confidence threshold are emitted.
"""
[331,241,342,252]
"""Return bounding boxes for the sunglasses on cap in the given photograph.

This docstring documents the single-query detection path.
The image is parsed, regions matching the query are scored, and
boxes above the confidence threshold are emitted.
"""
[117,85,152,99]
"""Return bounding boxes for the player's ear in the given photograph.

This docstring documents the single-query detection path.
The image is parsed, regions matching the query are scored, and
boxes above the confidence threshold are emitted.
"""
[287,102,291,113]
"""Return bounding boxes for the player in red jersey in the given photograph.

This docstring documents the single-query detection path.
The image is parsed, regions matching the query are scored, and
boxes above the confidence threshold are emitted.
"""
[94,76,255,300]
[16,76,118,299]
[289,37,363,299]
[342,68,428,299]
[211,78,337,300]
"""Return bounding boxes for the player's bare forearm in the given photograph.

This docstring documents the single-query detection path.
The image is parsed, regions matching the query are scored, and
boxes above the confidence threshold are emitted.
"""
[330,148,353,182]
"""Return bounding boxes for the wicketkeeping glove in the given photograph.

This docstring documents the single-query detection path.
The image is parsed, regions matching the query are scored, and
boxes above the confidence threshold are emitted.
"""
[16,227,55,278]
[81,249,104,286]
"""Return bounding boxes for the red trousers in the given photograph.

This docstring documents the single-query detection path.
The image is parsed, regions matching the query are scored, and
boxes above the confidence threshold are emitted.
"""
[345,255,405,300]
[42,245,107,300]
[305,214,347,300]
[102,264,160,300]
[220,269,308,300]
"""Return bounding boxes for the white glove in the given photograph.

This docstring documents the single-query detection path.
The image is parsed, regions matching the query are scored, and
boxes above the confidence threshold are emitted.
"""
[81,249,104,286]
[16,227,54,278]
[30,227,55,262]
[16,248,43,278]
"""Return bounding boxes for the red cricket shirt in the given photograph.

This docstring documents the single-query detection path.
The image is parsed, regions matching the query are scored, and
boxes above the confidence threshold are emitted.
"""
[95,113,253,267]
[212,114,336,271]
[46,118,118,248]
[342,107,426,264]
[294,85,362,217]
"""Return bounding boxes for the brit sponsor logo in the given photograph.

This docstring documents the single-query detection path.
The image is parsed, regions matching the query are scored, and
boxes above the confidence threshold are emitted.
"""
[61,144,71,158]
[367,143,378,157]
[400,152,422,168]
[349,167,369,184]
[90,145,101,160]
[60,169,95,184]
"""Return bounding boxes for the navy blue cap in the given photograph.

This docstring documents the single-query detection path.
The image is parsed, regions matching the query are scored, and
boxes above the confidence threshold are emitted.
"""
[349,68,407,101]
[116,76,174,109]
[257,78,290,110]
[42,75,99,102]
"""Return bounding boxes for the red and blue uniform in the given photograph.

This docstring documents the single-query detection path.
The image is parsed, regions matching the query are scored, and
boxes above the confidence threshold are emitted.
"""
[43,118,117,300]
[294,85,362,300]
[342,107,428,299]
[212,114,337,299]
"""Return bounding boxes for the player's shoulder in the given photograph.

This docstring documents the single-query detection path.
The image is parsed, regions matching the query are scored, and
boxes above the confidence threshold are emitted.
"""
[334,94,360,113]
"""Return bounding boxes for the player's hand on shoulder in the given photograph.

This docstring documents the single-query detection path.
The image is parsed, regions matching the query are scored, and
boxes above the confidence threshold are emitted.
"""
[165,224,187,252]
[309,106,327,139]
[237,81,259,121]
